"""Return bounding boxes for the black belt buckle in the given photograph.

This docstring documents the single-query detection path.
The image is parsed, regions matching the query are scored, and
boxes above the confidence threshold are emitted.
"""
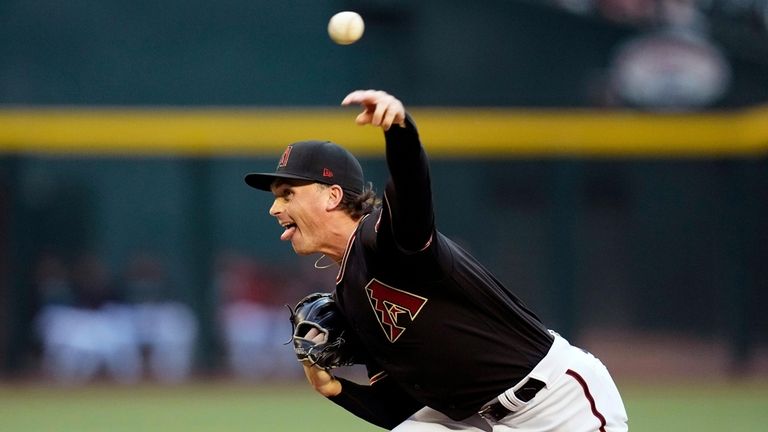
[478,401,511,422]
[478,378,546,422]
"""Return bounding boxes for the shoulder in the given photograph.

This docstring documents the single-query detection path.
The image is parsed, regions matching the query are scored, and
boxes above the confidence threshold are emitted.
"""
[357,208,383,248]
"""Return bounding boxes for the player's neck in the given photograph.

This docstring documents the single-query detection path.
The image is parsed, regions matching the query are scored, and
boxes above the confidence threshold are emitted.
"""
[319,213,359,263]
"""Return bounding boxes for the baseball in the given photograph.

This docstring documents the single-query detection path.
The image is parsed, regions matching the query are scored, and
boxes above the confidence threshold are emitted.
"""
[327,11,365,45]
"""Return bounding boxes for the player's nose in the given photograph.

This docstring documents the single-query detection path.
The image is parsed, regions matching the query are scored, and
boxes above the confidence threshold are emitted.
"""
[269,199,282,216]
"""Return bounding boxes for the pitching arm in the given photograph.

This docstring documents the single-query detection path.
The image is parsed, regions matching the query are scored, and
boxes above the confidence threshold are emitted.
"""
[341,89,435,253]
[382,113,435,253]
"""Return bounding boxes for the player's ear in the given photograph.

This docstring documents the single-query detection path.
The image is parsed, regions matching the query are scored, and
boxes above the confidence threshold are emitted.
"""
[325,185,344,211]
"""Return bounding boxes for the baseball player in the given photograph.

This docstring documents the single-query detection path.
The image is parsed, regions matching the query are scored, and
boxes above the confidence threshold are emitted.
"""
[245,90,628,431]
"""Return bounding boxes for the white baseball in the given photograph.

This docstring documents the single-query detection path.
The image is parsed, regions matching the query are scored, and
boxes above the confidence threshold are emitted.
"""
[327,11,365,45]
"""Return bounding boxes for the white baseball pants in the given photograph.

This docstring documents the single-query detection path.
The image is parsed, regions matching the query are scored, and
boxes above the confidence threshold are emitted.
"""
[391,332,628,432]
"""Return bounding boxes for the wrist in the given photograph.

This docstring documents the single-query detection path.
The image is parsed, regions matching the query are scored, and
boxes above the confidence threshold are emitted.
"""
[318,377,342,397]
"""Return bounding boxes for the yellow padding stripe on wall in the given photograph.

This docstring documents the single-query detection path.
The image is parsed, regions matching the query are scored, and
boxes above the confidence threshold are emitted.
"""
[0,106,767,157]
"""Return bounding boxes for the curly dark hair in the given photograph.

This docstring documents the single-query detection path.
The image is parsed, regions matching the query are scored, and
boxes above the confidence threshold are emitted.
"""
[318,183,380,220]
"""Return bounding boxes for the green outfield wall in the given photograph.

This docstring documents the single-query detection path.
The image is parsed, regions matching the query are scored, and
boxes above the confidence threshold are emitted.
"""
[1,108,766,374]
[1,0,767,377]
[2,0,767,108]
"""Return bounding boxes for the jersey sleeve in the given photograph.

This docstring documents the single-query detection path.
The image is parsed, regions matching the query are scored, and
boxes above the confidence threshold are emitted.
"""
[328,374,424,429]
[381,114,435,253]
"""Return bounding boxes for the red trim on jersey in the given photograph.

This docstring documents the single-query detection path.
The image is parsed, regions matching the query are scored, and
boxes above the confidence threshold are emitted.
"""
[369,370,388,385]
[336,214,369,285]
[418,233,433,252]
[375,203,383,232]
[566,369,607,432]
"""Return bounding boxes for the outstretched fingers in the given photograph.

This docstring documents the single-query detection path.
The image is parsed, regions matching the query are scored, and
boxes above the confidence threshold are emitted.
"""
[342,90,405,131]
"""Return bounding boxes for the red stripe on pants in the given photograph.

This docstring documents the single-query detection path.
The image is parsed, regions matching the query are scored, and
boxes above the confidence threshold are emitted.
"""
[566,369,607,432]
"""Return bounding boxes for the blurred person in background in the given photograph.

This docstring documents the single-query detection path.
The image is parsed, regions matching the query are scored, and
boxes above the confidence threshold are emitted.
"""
[216,252,298,380]
[34,251,78,381]
[123,252,198,383]
[36,253,141,384]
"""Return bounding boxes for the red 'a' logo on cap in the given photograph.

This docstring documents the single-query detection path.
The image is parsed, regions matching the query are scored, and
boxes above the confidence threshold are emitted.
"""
[277,146,292,168]
[322,168,334,178]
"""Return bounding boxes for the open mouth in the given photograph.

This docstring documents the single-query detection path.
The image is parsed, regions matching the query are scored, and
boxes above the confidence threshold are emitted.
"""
[280,222,298,241]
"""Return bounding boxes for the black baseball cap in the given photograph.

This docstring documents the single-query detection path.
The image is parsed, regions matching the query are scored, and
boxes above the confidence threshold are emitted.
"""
[244,140,364,194]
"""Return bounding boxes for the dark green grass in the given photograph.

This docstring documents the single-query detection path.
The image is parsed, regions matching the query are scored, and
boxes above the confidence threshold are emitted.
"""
[1,380,766,431]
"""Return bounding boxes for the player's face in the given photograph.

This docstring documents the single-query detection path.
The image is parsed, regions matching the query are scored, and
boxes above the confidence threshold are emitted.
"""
[269,180,331,255]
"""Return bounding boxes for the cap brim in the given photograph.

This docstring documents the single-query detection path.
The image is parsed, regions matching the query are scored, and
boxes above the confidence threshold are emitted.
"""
[244,172,317,191]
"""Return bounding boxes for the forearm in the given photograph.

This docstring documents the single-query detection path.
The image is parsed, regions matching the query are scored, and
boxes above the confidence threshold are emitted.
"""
[383,115,435,251]
[302,362,421,428]
[302,362,342,396]
[328,376,424,430]
[385,114,426,183]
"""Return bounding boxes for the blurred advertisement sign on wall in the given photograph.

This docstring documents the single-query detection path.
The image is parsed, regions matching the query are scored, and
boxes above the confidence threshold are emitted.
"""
[610,29,731,109]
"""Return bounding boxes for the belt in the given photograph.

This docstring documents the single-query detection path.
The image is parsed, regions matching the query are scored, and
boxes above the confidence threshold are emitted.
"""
[478,377,546,422]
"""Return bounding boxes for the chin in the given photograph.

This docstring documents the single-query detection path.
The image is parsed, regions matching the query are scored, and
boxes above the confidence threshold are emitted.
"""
[291,245,314,256]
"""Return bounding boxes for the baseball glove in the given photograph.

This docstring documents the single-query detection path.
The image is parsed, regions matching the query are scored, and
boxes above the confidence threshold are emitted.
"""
[289,292,363,370]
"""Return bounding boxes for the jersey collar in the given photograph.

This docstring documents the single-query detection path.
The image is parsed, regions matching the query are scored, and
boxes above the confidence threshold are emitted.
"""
[336,213,369,285]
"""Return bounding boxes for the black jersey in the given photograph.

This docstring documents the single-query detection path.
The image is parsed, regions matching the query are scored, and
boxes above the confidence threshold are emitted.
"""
[329,116,554,424]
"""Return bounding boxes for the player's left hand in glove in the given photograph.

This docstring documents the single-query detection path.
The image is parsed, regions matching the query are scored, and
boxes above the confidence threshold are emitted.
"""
[289,292,363,370]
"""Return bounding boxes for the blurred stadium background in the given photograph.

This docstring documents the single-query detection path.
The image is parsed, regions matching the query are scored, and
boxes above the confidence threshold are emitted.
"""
[1,0,767,430]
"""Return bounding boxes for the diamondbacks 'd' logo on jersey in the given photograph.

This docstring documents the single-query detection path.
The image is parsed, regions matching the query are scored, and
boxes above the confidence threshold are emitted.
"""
[364,279,428,343]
